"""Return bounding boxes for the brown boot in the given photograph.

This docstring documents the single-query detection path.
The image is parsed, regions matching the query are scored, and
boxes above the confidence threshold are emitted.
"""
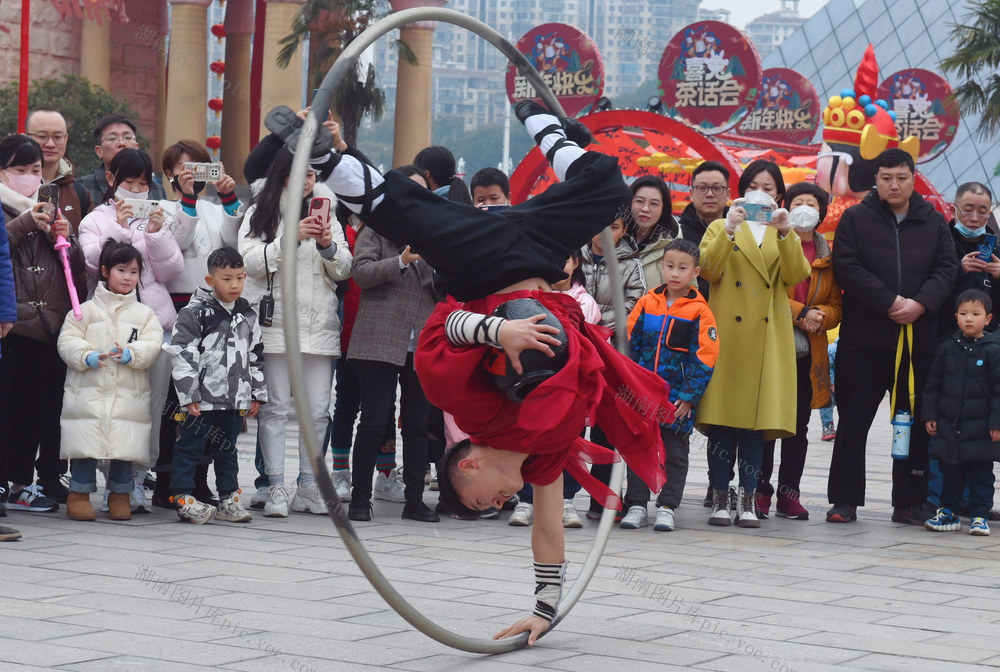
[66,492,96,521]
[107,492,131,520]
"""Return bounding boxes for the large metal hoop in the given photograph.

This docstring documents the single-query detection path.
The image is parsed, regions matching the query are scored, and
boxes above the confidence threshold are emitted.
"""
[281,7,630,654]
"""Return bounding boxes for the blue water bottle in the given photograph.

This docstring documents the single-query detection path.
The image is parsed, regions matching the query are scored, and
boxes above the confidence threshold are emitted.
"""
[891,410,912,459]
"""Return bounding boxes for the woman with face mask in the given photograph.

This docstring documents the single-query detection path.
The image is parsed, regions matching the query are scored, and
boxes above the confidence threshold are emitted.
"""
[0,134,86,514]
[753,182,842,522]
[937,183,998,341]
[78,148,184,513]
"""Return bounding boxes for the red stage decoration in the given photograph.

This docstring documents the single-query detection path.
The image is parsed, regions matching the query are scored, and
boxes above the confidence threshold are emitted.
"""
[738,68,820,145]
[211,24,226,44]
[656,21,762,134]
[505,23,604,118]
[877,68,960,163]
[210,61,226,79]
[208,98,224,118]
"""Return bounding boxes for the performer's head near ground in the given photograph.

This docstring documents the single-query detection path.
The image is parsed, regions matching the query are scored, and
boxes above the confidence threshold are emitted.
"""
[437,439,527,517]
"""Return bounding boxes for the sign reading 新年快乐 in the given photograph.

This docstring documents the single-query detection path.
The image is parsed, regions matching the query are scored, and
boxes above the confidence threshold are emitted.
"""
[738,67,820,145]
[876,68,960,163]
[656,21,762,134]
[505,23,605,118]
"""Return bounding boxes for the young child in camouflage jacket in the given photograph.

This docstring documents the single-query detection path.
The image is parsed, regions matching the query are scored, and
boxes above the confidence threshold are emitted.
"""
[165,247,267,524]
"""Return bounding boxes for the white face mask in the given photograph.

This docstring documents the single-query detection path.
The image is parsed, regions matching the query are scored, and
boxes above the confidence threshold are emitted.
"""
[116,185,148,201]
[790,205,821,232]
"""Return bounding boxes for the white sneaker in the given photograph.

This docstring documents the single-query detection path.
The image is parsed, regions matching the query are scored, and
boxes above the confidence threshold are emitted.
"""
[216,491,253,523]
[508,502,533,526]
[654,506,675,531]
[332,470,351,502]
[250,486,270,510]
[620,505,648,529]
[130,482,152,514]
[736,486,760,529]
[374,469,406,503]
[562,499,582,528]
[263,485,290,518]
[291,483,328,514]
[175,494,216,524]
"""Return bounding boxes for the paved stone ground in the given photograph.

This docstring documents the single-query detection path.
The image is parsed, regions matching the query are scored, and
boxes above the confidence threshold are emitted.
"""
[4,398,1000,672]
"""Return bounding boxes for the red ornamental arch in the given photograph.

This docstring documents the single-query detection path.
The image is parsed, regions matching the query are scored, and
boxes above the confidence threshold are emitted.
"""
[509,109,743,205]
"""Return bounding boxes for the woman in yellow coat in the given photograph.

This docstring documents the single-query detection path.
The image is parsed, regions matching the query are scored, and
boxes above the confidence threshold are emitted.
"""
[697,160,811,529]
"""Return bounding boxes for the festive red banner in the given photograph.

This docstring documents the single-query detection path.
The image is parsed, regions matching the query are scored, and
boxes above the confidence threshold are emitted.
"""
[738,67,820,145]
[876,68,960,163]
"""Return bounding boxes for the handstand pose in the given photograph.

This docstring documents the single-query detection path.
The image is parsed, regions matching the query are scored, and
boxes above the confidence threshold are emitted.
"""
[287,101,673,644]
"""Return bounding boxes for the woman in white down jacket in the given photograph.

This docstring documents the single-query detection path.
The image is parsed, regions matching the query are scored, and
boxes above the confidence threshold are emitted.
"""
[58,241,163,521]
[239,147,351,518]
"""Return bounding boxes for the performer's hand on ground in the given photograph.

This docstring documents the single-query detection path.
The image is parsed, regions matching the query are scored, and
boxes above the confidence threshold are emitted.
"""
[498,314,562,374]
[494,614,550,646]
[400,245,421,265]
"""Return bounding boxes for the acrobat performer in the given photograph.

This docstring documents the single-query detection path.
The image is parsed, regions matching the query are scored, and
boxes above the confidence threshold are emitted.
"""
[277,100,674,644]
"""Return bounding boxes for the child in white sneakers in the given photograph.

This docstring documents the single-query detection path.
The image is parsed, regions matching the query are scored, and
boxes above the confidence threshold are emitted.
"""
[58,241,163,521]
[923,289,1000,536]
[165,247,267,523]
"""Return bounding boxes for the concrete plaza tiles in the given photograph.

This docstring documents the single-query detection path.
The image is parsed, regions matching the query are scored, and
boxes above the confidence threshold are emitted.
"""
[3,408,1000,671]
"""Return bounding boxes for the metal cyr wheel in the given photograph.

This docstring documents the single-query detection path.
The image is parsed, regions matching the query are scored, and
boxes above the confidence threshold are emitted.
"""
[281,7,630,654]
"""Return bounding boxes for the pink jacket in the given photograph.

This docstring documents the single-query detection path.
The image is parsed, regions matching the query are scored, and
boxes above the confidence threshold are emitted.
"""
[78,203,185,330]
[563,282,602,325]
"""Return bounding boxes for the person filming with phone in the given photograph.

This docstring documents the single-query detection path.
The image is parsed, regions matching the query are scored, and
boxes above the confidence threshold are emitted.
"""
[935,183,999,340]
[238,147,351,519]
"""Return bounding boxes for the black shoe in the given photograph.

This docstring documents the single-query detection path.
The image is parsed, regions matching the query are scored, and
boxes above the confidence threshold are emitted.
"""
[479,507,500,519]
[892,501,937,525]
[702,485,713,508]
[989,510,1000,522]
[152,473,174,509]
[348,498,372,521]
[401,500,440,523]
[142,472,156,491]
[193,464,219,507]
[37,478,69,504]
[514,100,548,123]
[826,503,857,523]
[561,116,593,147]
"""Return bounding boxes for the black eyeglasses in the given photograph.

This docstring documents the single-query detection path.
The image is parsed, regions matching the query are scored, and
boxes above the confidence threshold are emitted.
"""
[692,185,728,195]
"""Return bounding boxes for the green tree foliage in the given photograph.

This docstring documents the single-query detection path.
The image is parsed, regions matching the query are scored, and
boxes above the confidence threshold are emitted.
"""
[278,0,416,147]
[0,74,144,171]
[940,0,1000,139]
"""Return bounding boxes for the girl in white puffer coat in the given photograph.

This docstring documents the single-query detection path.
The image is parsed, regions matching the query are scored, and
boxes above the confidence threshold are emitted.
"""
[57,241,163,522]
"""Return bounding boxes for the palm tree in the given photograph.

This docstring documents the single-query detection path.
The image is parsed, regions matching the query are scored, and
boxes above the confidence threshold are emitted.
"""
[939,0,1000,139]
[277,0,415,147]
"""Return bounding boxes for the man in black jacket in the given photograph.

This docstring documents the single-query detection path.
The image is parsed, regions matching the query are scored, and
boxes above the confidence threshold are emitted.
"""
[827,149,957,524]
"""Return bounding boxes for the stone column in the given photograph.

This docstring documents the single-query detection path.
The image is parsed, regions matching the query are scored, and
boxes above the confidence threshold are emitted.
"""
[163,0,212,156]
[80,16,111,90]
[389,0,447,167]
[259,0,306,139]
[222,0,254,184]
[154,9,169,164]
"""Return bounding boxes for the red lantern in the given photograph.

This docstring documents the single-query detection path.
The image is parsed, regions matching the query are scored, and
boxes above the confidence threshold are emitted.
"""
[211,24,226,44]
[205,135,222,152]
[210,61,226,80]
[208,98,223,119]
